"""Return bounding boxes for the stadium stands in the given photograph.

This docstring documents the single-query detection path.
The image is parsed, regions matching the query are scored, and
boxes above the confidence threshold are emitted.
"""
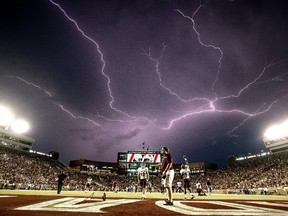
[0,145,287,195]
[192,150,288,195]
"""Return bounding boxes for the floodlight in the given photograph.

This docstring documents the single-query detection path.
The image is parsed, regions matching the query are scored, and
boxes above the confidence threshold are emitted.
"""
[0,106,14,127]
[264,119,288,140]
[11,119,30,133]
[281,120,288,137]
[264,125,282,139]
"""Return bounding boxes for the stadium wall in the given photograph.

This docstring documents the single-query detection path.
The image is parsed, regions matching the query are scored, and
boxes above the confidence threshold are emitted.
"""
[263,137,288,153]
[69,159,118,173]
[0,127,35,151]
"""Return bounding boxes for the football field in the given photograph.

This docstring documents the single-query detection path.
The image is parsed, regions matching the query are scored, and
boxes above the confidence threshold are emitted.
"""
[0,190,287,215]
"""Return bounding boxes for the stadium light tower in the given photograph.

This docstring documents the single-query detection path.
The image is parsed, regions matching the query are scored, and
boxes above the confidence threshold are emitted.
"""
[264,119,288,139]
[0,106,14,129]
[281,120,288,133]
[263,118,288,153]
[11,119,30,134]
[264,125,282,139]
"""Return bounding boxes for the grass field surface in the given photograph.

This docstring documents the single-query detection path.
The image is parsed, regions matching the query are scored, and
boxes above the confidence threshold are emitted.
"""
[1,189,287,201]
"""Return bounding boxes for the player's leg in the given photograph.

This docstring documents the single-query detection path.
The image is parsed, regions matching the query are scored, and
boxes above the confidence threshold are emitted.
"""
[187,181,194,199]
[141,179,147,200]
[197,188,201,196]
[57,183,60,194]
[190,185,195,199]
[85,183,88,193]
[183,180,187,199]
[184,186,187,199]
[164,170,174,205]
[58,182,63,194]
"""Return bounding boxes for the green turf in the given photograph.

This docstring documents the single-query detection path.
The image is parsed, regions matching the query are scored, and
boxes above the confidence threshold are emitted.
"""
[0,190,287,200]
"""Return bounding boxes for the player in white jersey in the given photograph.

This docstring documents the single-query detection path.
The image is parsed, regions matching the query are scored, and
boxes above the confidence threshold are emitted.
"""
[85,176,93,192]
[176,180,182,193]
[206,178,212,195]
[196,181,207,196]
[180,164,194,199]
[137,162,149,200]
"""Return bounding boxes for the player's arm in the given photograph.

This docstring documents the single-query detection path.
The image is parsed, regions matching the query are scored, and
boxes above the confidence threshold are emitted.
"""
[180,170,184,178]
[163,162,172,174]
[137,169,140,182]
[150,163,162,168]
[146,168,149,181]
[163,154,173,175]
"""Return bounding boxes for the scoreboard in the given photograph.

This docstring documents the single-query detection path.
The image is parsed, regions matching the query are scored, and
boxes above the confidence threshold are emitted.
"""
[117,151,162,174]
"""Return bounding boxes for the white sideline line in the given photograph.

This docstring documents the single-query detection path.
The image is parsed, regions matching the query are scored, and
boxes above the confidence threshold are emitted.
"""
[0,195,17,198]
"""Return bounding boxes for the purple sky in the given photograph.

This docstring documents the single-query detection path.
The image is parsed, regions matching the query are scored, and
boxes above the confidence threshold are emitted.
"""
[1,0,288,167]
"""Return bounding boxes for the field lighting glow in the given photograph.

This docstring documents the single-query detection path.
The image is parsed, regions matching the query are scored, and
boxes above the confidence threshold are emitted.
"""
[0,106,14,127]
[11,119,30,133]
[0,105,30,133]
[264,119,288,139]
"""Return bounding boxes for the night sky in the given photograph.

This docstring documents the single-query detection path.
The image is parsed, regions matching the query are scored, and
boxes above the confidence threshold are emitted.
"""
[1,0,288,167]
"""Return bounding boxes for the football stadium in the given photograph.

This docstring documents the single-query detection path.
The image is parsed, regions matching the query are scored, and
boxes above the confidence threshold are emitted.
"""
[1,0,288,215]
[1,116,288,215]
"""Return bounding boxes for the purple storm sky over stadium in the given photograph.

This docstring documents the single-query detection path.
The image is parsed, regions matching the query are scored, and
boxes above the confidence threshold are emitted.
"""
[1,0,288,167]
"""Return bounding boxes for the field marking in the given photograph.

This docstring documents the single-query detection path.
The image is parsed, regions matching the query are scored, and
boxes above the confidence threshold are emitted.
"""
[242,201,288,208]
[156,200,288,215]
[0,195,17,198]
[16,197,140,213]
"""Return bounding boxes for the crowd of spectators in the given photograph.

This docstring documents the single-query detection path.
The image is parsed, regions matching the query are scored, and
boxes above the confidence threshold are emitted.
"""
[1,145,287,195]
[174,150,288,195]
[0,145,68,190]
[202,150,288,194]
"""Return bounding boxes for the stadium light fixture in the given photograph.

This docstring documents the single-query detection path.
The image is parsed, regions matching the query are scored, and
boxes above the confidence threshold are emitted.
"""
[264,125,281,139]
[264,119,288,139]
[281,120,288,133]
[0,106,14,128]
[11,119,30,133]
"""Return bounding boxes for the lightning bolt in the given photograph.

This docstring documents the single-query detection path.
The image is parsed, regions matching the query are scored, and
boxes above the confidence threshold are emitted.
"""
[56,104,101,126]
[5,75,150,125]
[164,103,254,130]
[49,0,152,123]
[227,102,269,137]
[227,95,288,137]
[5,76,53,97]
[93,110,151,123]
[5,76,101,126]
[143,44,210,104]
[217,62,280,101]
[160,2,288,133]
[164,93,286,130]
[175,3,223,99]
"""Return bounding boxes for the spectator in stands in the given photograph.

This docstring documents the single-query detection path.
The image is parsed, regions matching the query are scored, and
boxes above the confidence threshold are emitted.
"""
[1,145,287,196]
